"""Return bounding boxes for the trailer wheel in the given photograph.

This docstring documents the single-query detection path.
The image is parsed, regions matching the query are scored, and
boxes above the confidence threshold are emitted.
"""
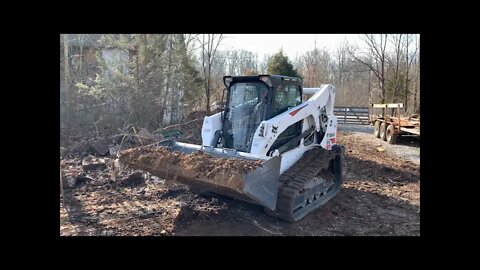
[380,122,387,141]
[374,121,381,138]
[386,124,397,144]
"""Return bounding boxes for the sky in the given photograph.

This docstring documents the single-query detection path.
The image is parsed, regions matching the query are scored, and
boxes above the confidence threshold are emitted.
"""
[219,34,363,59]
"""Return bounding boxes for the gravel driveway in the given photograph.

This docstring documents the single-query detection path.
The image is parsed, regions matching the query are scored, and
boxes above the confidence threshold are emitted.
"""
[338,124,420,164]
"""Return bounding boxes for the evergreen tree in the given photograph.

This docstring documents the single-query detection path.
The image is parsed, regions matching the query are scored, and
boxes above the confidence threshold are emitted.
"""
[267,49,300,78]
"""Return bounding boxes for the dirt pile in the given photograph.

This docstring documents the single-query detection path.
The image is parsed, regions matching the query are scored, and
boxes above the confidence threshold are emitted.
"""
[119,146,262,190]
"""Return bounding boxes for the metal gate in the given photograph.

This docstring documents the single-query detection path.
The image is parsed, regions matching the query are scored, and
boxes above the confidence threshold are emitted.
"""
[334,107,369,125]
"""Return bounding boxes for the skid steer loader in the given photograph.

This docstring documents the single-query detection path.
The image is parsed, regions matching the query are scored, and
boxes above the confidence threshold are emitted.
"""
[120,75,345,222]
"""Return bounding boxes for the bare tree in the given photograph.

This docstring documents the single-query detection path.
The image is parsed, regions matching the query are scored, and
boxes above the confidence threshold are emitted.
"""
[183,34,198,50]
[292,46,332,88]
[76,34,84,83]
[293,54,305,80]
[226,50,240,75]
[303,48,320,87]
[387,34,403,103]
[350,34,389,104]
[209,51,229,103]
[259,54,270,74]
[336,40,349,86]
[403,34,418,114]
[63,34,71,114]
[198,34,223,114]
[238,50,257,75]
[413,34,420,114]
[333,41,349,104]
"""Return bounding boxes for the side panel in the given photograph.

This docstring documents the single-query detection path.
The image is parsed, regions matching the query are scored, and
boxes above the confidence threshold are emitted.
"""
[201,112,222,146]
[250,84,336,157]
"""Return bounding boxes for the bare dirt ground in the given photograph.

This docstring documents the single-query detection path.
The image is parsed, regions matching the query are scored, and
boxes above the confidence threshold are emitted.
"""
[60,124,420,236]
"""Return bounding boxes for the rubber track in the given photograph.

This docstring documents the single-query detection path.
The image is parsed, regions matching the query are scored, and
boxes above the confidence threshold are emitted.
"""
[269,147,336,222]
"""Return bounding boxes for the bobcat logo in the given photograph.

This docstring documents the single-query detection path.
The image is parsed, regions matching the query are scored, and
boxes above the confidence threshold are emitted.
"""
[272,126,278,134]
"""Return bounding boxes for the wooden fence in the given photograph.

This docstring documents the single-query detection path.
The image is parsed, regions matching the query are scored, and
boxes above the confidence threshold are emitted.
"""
[334,106,369,125]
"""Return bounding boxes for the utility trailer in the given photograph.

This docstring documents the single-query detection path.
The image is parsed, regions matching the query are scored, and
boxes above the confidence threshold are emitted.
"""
[369,103,420,144]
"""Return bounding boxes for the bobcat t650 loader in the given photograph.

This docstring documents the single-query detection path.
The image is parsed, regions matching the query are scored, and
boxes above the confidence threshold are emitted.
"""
[120,74,345,222]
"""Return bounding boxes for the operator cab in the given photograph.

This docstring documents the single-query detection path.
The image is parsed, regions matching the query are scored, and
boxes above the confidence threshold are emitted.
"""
[221,74,303,153]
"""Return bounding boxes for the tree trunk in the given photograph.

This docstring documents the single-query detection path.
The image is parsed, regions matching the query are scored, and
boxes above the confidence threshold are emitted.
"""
[380,77,385,104]
[392,34,402,104]
[206,73,211,114]
[198,34,222,115]
[414,73,419,114]
[78,34,83,82]
[404,35,409,114]
[414,35,420,114]
[206,89,211,114]
[381,34,387,104]
[170,61,177,124]
[206,35,212,115]
[63,34,71,116]
[368,70,372,104]
[165,36,173,125]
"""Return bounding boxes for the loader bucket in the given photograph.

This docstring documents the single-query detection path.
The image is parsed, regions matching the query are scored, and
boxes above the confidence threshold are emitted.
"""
[119,142,281,210]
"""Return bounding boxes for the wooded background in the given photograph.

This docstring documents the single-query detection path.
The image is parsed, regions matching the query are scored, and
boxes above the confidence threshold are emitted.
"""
[60,34,420,142]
